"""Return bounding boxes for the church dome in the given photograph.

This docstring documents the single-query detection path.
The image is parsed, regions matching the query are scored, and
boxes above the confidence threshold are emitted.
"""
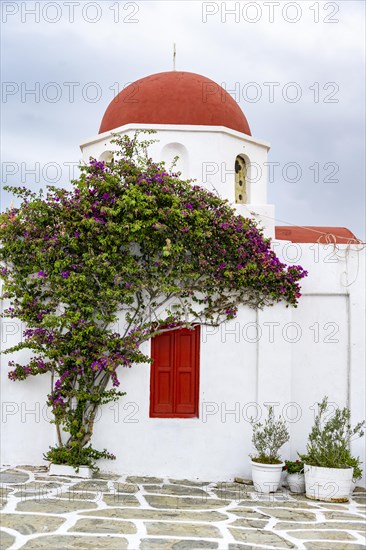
[99,71,251,135]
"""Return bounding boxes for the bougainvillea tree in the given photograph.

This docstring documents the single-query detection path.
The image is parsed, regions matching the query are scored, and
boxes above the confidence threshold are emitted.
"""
[0,133,307,468]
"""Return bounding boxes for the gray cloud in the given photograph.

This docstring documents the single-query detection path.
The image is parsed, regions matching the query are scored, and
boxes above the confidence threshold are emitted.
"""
[1,0,365,238]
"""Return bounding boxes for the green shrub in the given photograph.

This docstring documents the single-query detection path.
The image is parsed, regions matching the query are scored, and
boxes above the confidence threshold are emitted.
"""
[250,406,290,464]
[283,459,304,474]
[44,444,115,472]
[300,396,365,479]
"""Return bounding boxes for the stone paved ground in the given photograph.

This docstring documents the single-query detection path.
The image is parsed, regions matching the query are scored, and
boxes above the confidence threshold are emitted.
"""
[0,467,365,549]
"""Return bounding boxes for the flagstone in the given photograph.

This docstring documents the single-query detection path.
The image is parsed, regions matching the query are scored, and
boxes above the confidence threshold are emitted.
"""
[103,493,140,506]
[213,483,254,499]
[20,535,128,549]
[274,522,366,531]
[229,507,271,519]
[126,476,163,484]
[248,499,319,509]
[213,490,252,501]
[352,497,366,504]
[140,539,218,549]
[324,511,365,521]
[0,488,11,509]
[229,518,269,528]
[303,544,366,550]
[320,504,351,511]
[213,481,249,491]
[82,507,228,521]
[13,482,62,496]
[16,498,98,513]
[93,472,121,480]
[69,518,136,534]
[70,480,110,492]
[257,507,317,521]
[169,478,210,487]
[35,476,73,482]
[144,495,230,509]
[234,477,254,485]
[113,482,139,493]
[60,490,100,501]
[291,530,356,540]
[228,528,295,547]
[242,495,294,505]
[0,530,15,550]
[13,482,62,489]
[145,521,222,538]
[144,484,208,496]
[0,469,30,484]
[1,513,65,535]
[16,466,48,473]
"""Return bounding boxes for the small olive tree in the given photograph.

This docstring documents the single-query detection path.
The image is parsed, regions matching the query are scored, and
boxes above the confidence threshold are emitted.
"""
[0,133,307,468]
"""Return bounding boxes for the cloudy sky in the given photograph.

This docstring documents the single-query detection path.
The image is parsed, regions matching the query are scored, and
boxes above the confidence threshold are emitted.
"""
[1,0,365,238]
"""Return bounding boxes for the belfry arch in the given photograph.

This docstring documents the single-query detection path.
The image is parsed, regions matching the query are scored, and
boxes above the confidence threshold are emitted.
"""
[235,155,248,203]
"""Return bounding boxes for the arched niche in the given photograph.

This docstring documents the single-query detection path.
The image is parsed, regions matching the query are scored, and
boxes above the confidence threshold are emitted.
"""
[235,155,249,203]
[160,143,189,178]
[99,150,114,162]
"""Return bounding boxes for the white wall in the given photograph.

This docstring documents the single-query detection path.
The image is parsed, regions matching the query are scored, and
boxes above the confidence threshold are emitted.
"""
[2,244,365,483]
[1,123,364,483]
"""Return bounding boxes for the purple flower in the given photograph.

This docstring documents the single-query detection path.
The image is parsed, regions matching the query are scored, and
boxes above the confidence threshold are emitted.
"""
[37,271,47,278]
[61,271,70,279]
[225,308,237,318]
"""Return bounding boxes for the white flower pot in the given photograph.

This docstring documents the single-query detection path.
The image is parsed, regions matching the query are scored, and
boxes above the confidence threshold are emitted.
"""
[48,463,93,479]
[304,464,353,502]
[287,473,305,493]
[251,460,284,493]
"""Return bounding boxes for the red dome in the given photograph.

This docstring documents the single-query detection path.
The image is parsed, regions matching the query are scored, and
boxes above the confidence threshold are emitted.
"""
[99,71,251,135]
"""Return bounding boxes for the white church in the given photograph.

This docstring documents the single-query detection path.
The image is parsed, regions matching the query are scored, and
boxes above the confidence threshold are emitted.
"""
[1,71,365,483]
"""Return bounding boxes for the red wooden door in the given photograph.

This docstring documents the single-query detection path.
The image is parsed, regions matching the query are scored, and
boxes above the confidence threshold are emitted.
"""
[150,326,200,418]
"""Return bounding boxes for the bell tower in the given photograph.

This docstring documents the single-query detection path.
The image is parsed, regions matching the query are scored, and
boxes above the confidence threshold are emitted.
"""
[80,71,275,237]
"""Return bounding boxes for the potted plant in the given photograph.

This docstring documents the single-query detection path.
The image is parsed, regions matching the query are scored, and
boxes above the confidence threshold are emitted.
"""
[300,396,365,503]
[46,445,115,479]
[250,405,290,493]
[283,459,305,493]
